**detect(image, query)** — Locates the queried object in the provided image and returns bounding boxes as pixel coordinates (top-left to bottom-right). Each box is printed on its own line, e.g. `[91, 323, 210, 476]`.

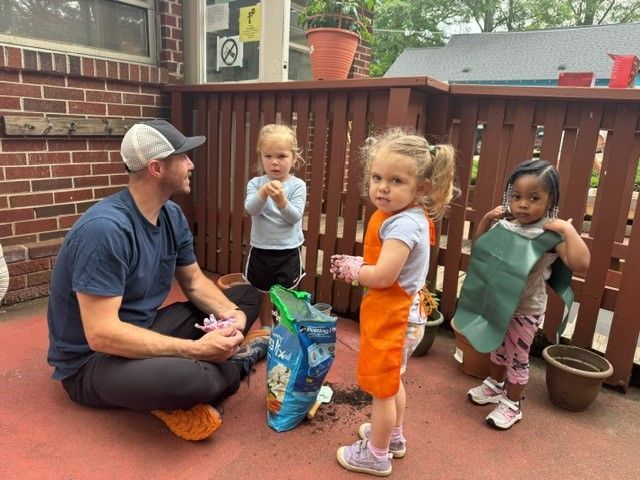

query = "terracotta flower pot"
[451, 318, 491, 379]
[217, 273, 249, 290]
[412, 310, 444, 357]
[542, 345, 613, 411]
[306, 27, 359, 80]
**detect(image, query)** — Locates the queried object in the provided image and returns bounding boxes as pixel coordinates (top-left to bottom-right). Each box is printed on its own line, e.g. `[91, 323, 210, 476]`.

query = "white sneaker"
[467, 377, 506, 405]
[486, 397, 523, 430]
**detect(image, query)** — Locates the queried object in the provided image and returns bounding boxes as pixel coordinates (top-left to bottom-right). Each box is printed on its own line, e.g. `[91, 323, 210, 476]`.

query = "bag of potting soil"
[266, 285, 337, 432]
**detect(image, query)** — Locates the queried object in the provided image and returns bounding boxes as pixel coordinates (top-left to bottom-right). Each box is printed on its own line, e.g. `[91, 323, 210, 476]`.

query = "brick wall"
[0, 0, 184, 306]
[351, 44, 372, 78]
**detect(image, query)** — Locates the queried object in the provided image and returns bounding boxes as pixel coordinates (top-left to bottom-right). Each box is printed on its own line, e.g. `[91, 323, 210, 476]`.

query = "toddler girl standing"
[244, 124, 306, 326]
[466, 159, 590, 429]
[331, 128, 457, 476]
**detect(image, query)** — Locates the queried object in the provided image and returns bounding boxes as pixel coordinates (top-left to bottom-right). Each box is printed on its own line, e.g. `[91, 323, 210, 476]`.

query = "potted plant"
[412, 286, 445, 357]
[298, 0, 375, 80]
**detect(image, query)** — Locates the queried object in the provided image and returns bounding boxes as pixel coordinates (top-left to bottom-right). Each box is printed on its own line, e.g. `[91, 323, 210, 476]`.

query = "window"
[0, 0, 155, 63]
[288, 1, 311, 81]
[205, 0, 260, 83]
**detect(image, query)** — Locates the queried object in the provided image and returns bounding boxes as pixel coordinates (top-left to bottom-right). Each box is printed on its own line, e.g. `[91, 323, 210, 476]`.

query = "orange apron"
[357, 209, 416, 398]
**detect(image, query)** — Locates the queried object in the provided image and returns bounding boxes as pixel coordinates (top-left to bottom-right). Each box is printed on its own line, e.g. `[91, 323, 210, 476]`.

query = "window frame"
[0, 0, 157, 65]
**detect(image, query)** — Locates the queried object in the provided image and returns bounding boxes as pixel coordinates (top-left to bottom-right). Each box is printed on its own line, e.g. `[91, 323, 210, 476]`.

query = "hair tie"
[428, 144, 437, 155]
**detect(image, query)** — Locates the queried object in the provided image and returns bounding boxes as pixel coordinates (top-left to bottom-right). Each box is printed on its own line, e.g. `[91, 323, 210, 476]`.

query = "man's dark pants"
[61, 285, 261, 410]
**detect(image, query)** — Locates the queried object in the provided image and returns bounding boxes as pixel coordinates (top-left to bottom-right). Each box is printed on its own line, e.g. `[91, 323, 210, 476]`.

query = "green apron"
[454, 223, 574, 353]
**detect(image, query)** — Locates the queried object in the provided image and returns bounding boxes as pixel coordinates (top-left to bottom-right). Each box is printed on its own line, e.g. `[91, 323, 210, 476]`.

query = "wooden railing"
[166, 77, 640, 391]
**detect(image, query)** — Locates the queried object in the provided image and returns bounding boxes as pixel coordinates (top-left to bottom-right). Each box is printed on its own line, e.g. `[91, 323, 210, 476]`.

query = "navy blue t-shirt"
[47, 189, 196, 380]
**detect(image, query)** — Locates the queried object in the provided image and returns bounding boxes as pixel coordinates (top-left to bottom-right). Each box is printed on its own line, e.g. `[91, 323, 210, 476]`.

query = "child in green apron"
[464, 159, 590, 429]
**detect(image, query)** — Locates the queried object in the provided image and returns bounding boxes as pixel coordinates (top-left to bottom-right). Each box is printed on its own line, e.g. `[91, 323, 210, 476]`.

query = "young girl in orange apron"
[331, 128, 458, 477]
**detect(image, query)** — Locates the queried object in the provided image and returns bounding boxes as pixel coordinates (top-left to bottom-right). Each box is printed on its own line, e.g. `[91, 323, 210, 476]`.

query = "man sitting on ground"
[47, 120, 268, 441]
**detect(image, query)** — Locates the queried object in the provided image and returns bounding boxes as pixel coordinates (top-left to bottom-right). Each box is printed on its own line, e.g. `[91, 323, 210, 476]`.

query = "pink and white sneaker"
[486, 397, 523, 430]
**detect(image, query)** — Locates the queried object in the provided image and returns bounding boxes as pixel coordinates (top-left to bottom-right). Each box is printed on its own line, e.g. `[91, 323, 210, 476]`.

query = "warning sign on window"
[216, 35, 243, 70]
[239, 5, 261, 42]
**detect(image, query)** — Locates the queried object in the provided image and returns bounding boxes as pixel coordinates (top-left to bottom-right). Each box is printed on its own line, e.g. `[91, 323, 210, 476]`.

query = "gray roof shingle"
[384, 22, 640, 83]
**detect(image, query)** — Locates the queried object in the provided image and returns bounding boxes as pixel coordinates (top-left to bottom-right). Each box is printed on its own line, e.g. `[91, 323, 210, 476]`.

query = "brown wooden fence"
[166, 77, 640, 391]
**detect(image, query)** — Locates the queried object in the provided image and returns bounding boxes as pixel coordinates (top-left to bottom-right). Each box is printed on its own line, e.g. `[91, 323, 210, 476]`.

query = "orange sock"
[151, 404, 222, 441]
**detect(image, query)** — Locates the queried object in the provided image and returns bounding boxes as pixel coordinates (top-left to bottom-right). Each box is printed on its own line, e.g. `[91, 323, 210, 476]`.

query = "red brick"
[54, 188, 93, 203]
[1, 235, 37, 247]
[107, 61, 119, 79]
[67, 77, 106, 90]
[39, 230, 67, 241]
[82, 58, 95, 76]
[108, 104, 141, 116]
[0, 153, 28, 165]
[0, 207, 34, 222]
[9, 192, 53, 208]
[95, 59, 107, 77]
[0, 96, 21, 110]
[35, 203, 76, 218]
[6, 47, 22, 69]
[129, 64, 140, 82]
[124, 93, 155, 105]
[0, 45, 4, 68]
[74, 175, 110, 188]
[31, 178, 73, 192]
[3, 245, 27, 263]
[28, 239, 62, 259]
[53, 54, 66, 74]
[155, 94, 170, 107]
[94, 186, 122, 198]
[51, 164, 91, 177]
[15, 218, 57, 235]
[43, 86, 84, 101]
[86, 90, 122, 103]
[8, 258, 50, 276]
[87, 139, 120, 150]
[28, 152, 71, 165]
[110, 173, 129, 185]
[171, 2, 183, 15]
[58, 214, 81, 229]
[47, 139, 88, 151]
[3, 284, 50, 305]
[72, 151, 108, 163]
[106, 80, 140, 93]
[2, 139, 47, 152]
[28, 270, 52, 286]
[68, 101, 106, 115]
[109, 151, 124, 163]
[22, 72, 65, 86]
[92, 163, 123, 175]
[0, 70, 20, 82]
[24, 98, 66, 113]
[5, 165, 51, 180]
[0, 81, 41, 97]
[140, 66, 150, 83]
[0, 223, 13, 238]
[8, 274, 26, 290]
[119, 63, 130, 81]
[0, 196, 7, 209]
[161, 14, 177, 27]
[0, 180, 30, 193]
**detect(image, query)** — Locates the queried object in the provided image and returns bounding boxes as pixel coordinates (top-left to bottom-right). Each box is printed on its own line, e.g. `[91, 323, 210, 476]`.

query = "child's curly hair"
[360, 127, 459, 221]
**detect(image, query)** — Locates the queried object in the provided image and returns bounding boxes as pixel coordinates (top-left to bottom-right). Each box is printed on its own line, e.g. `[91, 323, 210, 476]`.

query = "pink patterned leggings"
[490, 313, 544, 385]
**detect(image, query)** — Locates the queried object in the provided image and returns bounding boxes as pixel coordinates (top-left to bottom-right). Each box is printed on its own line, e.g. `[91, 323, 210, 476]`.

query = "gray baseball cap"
[120, 119, 206, 172]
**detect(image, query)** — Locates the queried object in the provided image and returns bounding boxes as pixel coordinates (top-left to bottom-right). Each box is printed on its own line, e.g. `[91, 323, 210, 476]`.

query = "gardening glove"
[330, 254, 363, 282]
[195, 313, 237, 333]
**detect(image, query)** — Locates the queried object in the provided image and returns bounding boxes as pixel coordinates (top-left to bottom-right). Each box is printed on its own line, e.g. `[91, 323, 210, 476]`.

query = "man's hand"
[193, 326, 243, 362]
[218, 307, 247, 332]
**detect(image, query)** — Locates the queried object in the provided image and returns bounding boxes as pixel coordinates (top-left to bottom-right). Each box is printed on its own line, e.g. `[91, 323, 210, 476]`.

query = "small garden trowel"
[307, 385, 334, 419]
